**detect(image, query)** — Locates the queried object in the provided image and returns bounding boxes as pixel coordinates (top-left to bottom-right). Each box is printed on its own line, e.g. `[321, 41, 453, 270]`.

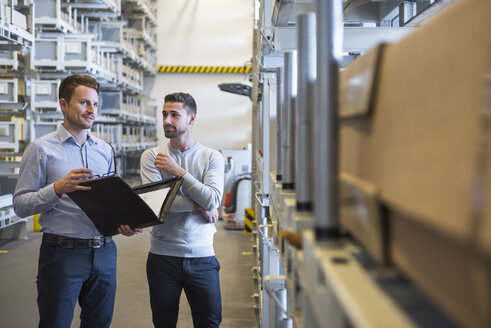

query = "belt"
[42, 233, 112, 249]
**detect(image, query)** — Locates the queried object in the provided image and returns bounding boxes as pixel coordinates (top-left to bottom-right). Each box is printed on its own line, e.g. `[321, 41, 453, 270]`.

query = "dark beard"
[164, 126, 183, 138]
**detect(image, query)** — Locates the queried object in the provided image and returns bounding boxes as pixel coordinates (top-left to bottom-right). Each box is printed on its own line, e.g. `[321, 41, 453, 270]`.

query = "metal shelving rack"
[0, 0, 158, 238]
[31, 0, 158, 176]
[0, 0, 34, 237]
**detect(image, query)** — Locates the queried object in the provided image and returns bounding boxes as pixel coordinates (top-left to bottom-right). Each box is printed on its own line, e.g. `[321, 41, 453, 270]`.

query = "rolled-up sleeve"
[13, 143, 60, 218]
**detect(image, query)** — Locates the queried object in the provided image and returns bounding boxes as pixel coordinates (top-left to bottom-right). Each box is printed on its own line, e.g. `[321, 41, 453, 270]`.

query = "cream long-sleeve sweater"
[140, 142, 224, 257]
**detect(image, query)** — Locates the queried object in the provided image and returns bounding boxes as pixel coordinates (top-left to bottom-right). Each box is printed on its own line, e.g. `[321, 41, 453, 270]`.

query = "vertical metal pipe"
[314, 0, 343, 240]
[281, 50, 297, 190]
[274, 288, 287, 328]
[279, 317, 293, 328]
[295, 12, 316, 212]
[276, 66, 283, 182]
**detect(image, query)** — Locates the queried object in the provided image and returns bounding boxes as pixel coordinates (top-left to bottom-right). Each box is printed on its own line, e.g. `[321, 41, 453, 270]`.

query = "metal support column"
[295, 12, 316, 212]
[281, 50, 297, 191]
[314, 0, 343, 241]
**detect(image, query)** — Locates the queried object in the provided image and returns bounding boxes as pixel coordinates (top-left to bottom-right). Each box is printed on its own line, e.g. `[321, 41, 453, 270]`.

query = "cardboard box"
[482, 152, 491, 255]
[340, 0, 491, 256]
[339, 0, 491, 326]
[390, 211, 491, 328]
[339, 172, 386, 263]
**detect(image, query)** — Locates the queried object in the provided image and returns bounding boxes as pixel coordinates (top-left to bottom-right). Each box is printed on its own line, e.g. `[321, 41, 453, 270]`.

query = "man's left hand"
[118, 225, 143, 236]
[196, 206, 219, 223]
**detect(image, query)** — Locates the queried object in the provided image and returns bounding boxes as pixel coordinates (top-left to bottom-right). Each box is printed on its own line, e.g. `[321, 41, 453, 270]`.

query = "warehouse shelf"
[138, 95, 157, 118]
[29, 121, 61, 140]
[0, 1, 34, 50]
[0, 78, 25, 103]
[91, 122, 156, 152]
[0, 194, 27, 239]
[251, 1, 484, 328]
[0, 120, 19, 152]
[0, 0, 158, 190]
[0, 50, 23, 70]
[90, 22, 156, 74]
[126, 15, 157, 50]
[116, 58, 142, 92]
[61, 0, 121, 18]
[30, 79, 60, 112]
[90, 21, 136, 56]
[35, 0, 83, 33]
[122, 0, 156, 25]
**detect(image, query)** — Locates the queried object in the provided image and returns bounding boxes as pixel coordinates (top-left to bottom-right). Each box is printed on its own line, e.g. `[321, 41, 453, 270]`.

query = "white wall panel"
[153, 0, 253, 150]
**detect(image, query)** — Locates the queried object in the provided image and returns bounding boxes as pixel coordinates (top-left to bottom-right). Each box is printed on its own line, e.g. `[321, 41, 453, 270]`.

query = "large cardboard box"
[483, 152, 491, 254]
[390, 211, 491, 328]
[374, 0, 490, 254]
[340, 0, 491, 255]
[339, 0, 491, 326]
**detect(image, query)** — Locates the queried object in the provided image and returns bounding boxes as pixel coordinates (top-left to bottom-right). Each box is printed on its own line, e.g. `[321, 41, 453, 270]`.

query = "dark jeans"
[37, 240, 117, 328]
[147, 253, 222, 328]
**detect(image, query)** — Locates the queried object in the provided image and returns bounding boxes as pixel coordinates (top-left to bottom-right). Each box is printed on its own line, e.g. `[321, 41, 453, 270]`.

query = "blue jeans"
[146, 253, 222, 328]
[37, 241, 117, 328]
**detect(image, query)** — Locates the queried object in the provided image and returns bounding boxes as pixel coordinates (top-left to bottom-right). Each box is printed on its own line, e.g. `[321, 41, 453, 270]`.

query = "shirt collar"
[56, 124, 97, 146]
[168, 141, 199, 154]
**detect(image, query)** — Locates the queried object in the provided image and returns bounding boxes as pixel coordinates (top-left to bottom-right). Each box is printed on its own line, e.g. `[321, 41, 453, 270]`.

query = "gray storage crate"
[139, 97, 157, 119]
[32, 36, 117, 82]
[91, 123, 122, 149]
[116, 58, 142, 92]
[123, 93, 138, 115]
[0, 51, 22, 70]
[0, 78, 23, 103]
[31, 79, 60, 111]
[100, 91, 123, 115]
[30, 121, 61, 139]
[0, 121, 20, 152]
[35, 0, 82, 33]
[127, 15, 156, 49]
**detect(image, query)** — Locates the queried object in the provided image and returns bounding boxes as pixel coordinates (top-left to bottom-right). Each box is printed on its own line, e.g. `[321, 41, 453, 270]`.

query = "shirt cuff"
[45, 182, 61, 200]
[182, 172, 199, 189]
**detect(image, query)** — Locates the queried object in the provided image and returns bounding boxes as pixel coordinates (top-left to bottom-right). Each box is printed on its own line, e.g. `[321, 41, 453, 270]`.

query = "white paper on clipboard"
[138, 187, 171, 216]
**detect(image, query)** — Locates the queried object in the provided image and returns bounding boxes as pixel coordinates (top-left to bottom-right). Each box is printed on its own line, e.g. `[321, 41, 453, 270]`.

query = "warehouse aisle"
[0, 219, 255, 328]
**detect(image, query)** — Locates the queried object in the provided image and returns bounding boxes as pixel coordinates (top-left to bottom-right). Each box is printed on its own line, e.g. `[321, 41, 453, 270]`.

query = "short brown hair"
[164, 92, 197, 114]
[59, 75, 99, 103]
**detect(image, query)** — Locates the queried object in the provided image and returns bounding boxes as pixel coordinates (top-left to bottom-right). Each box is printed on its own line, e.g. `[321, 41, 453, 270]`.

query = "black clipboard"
[68, 176, 183, 236]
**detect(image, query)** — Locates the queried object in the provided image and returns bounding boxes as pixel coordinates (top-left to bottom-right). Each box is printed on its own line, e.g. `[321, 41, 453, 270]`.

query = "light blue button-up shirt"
[13, 125, 114, 238]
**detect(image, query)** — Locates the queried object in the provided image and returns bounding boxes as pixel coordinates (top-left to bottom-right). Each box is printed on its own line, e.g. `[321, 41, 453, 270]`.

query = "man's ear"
[188, 113, 196, 125]
[59, 98, 67, 114]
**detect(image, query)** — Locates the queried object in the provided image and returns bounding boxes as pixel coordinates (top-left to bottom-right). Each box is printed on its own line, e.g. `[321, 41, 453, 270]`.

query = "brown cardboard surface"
[339, 44, 384, 118]
[340, 0, 491, 254]
[374, 0, 490, 243]
[480, 133, 491, 255]
[339, 1, 491, 324]
[390, 211, 491, 328]
[339, 172, 386, 263]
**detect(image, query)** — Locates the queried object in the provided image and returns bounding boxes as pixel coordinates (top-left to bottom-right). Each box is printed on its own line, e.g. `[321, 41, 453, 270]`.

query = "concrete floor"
[0, 220, 256, 328]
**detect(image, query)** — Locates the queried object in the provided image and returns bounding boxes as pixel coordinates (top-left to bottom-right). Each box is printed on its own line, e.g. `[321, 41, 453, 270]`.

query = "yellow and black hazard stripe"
[157, 65, 252, 74]
[244, 208, 254, 235]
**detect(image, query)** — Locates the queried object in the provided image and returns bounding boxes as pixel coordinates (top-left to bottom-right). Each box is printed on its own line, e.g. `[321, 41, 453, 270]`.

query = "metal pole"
[314, 0, 343, 240]
[281, 50, 297, 190]
[274, 288, 287, 328]
[276, 66, 283, 182]
[279, 317, 293, 328]
[295, 12, 316, 212]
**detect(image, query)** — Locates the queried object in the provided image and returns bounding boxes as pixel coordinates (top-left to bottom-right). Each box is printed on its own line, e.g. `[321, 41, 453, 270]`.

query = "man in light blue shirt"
[13, 75, 122, 328]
